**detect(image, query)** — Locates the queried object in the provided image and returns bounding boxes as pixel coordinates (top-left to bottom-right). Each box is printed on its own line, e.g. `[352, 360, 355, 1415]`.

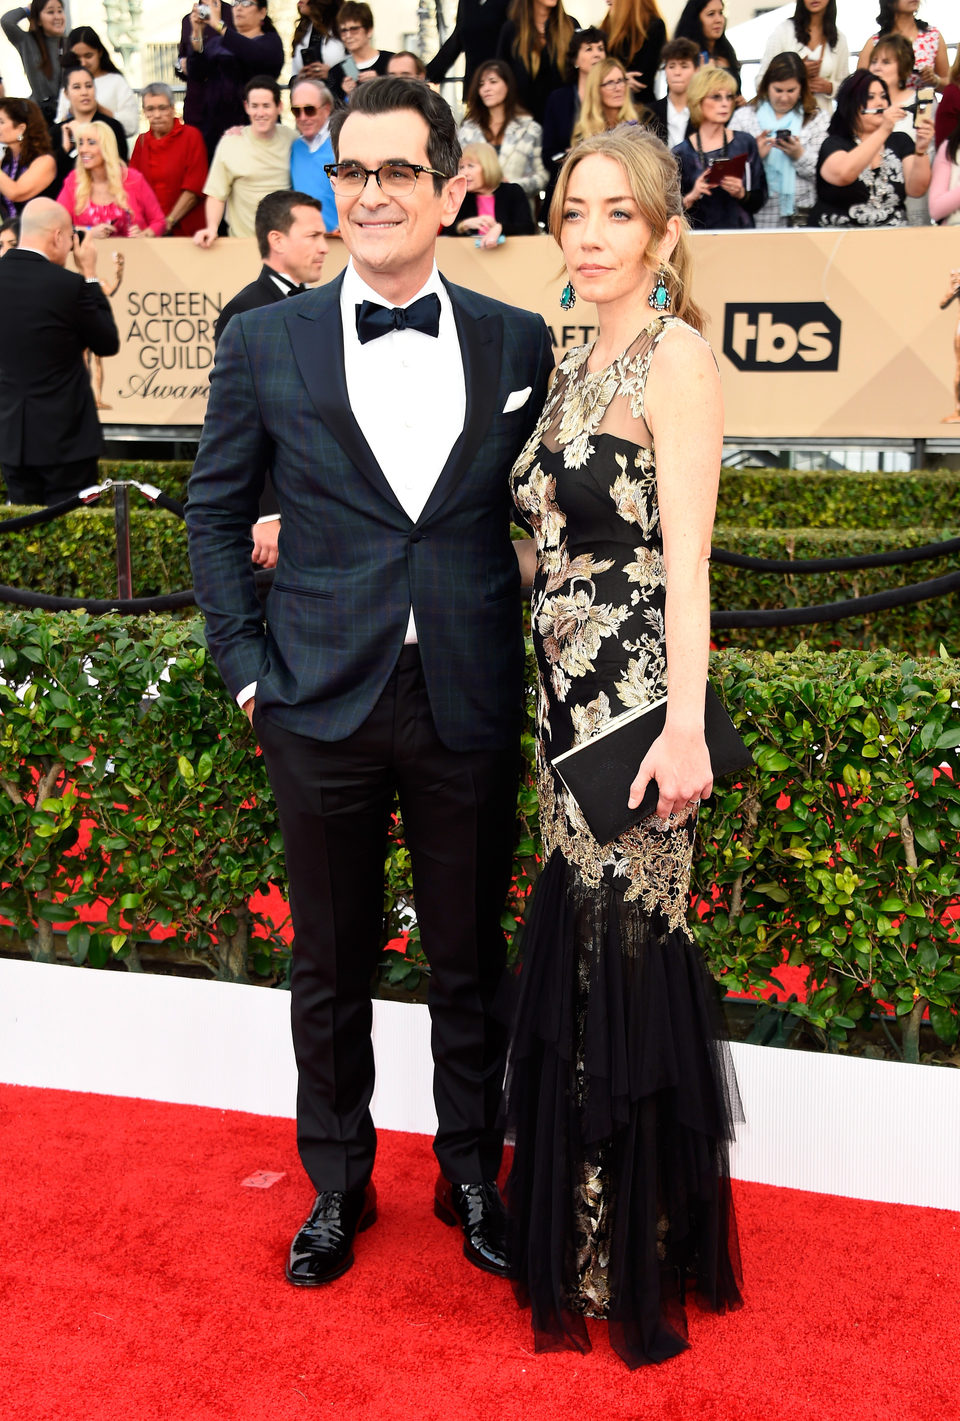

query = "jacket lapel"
[418, 278, 501, 524]
[284, 274, 408, 517]
[256, 266, 287, 303]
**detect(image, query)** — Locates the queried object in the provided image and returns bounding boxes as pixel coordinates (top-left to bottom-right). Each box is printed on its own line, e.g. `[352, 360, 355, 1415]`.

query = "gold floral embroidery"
[536, 585, 631, 703]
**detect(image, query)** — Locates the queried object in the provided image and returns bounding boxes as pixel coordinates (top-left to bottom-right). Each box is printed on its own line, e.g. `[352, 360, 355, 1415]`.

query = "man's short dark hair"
[660, 37, 701, 68]
[329, 77, 460, 193]
[254, 190, 324, 258]
[244, 74, 282, 105]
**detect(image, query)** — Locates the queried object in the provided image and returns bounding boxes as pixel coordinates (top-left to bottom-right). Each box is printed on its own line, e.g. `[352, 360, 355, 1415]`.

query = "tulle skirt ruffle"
[503, 851, 744, 1369]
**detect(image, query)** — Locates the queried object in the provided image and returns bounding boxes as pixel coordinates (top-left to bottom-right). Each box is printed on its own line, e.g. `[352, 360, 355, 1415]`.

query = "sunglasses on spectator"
[600, 77, 627, 88]
[340, 24, 366, 34]
[235, 1, 260, 8]
[291, 104, 323, 116]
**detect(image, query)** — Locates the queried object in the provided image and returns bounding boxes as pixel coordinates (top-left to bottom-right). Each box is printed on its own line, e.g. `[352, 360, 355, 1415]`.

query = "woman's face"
[38, 0, 65, 35]
[869, 49, 901, 91]
[0, 109, 24, 146]
[458, 156, 486, 192]
[857, 78, 889, 135]
[559, 153, 657, 308]
[66, 70, 98, 117]
[699, 84, 734, 125]
[767, 77, 802, 114]
[77, 131, 103, 167]
[803, 0, 828, 13]
[478, 69, 508, 109]
[700, 0, 726, 41]
[896, 0, 920, 15]
[574, 39, 606, 77]
[598, 66, 628, 113]
[234, 0, 265, 35]
[71, 41, 102, 76]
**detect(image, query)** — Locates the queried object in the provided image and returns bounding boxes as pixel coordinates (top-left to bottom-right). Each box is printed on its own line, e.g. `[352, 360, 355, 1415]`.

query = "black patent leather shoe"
[434, 1176, 509, 1277]
[285, 1183, 377, 1287]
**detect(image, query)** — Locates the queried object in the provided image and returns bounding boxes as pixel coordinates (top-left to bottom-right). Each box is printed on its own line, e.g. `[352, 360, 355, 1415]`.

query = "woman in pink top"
[57, 119, 165, 237]
[857, 1, 948, 90]
[446, 141, 536, 248]
[929, 116, 960, 226]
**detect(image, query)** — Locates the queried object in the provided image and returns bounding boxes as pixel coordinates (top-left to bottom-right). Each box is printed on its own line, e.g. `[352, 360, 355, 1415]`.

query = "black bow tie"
[355, 292, 441, 345]
[271, 271, 307, 296]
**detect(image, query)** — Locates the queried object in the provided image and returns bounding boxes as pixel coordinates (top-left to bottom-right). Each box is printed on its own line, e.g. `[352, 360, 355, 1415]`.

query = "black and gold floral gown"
[505, 317, 743, 1369]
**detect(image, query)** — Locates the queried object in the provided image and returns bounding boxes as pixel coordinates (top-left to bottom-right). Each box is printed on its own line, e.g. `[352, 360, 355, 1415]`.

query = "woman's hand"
[478, 220, 503, 249]
[85, 222, 114, 241]
[719, 174, 746, 199]
[357, 68, 377, 83]
[809, 75, 832, 94]
[626, 70, 646, 93]
[457, 215, 481, 233]
[882, 105, 905, 135]
[914, 115, 935, 157]
[61, 121, 74, 152]
[628, 725, 713, 822]
[755, 128, 774, 159]
[301, 60, 328, 79]
[776, 133, 803, 160]
[803, 55, 821, 81]
[918, 65, 937, 88]
[341, 74, 357, 96]
[684, 170, 713, 206]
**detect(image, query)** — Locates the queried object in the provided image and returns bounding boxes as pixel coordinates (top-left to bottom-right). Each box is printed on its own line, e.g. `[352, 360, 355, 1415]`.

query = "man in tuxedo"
[214, 189, 328, 569]
[187, 76, 553, 1287]
[0, 198, 119, 506]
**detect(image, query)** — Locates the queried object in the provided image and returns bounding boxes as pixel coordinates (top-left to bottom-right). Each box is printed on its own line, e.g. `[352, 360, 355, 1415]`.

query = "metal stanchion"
[114, 484, 133, 599]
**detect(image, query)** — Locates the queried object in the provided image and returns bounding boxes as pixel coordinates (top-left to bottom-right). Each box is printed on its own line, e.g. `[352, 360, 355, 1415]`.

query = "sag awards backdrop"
[91, 227, 960, 439]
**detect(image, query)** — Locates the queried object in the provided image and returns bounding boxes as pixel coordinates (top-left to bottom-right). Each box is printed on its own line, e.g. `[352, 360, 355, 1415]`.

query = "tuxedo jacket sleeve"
[186, 277, 554, 749]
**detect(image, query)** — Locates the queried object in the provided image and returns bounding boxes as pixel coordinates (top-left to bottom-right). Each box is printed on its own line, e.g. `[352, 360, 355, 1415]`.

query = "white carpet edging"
[1, 957, 957, 1211]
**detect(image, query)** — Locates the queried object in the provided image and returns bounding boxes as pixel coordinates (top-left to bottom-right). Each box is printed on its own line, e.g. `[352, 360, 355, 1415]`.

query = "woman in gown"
[505, 125, 743, 1369]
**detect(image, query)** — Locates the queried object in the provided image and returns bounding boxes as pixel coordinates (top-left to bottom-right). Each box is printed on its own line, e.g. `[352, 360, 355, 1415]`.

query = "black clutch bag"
[551, 683, 753, 845]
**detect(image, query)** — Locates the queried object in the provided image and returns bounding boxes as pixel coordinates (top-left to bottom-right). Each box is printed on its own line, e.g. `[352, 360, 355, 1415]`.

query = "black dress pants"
[255, 646, 520, 1194]
[2, 456, 99, 506]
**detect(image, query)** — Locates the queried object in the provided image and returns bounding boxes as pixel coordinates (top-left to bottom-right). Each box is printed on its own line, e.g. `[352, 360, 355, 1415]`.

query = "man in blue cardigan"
[288, 76, 338, 233]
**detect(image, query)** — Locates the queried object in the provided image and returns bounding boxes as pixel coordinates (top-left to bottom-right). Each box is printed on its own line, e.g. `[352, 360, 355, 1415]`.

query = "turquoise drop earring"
[648, 267, 671, 314]
[560, 281, 576, 311]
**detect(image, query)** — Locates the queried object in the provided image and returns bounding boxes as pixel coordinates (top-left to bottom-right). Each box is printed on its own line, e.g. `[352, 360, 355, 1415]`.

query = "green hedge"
[2, 510, 956, 656]
[83, 462, 960, 530]
[710, 526, 960, 656]
[1, 612, 957, 1061]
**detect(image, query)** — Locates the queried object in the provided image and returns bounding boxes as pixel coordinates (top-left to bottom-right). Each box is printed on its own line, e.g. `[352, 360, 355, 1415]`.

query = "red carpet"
[2, 1085, 956, 1421]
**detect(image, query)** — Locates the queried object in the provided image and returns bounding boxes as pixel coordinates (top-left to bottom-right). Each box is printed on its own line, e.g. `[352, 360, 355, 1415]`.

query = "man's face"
[244, 89, 281, 137]
[291, 85, 330, 142]
[143, 93, 176, 137]
[273, 205, 328, 285]
[333, 109, 464, 294]
[386, 54, 421, 78]
[665, 59, 696, 96]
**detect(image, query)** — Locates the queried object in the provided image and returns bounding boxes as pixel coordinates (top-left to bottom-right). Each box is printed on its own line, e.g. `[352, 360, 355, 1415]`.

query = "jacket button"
[409, 531, 423, 543]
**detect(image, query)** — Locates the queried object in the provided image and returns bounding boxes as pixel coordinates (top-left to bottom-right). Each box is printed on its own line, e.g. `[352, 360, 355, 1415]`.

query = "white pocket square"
[502, 387, 532, 414]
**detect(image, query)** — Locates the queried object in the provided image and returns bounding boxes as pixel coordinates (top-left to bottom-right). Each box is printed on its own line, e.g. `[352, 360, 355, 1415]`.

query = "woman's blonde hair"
[549, 127, 705, 334]
[571, 58, 638, 144]
[687, 65, 738, 129]
[460, 141, 503, 189]
[72, 120, 129, 212]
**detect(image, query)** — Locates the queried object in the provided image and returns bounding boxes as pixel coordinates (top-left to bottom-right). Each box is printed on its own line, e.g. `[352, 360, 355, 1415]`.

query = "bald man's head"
[20, 198, 73, 265]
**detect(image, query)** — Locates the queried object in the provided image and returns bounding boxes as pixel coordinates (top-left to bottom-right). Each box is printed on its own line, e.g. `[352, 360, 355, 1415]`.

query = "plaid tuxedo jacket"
[186, 272, 554, 752]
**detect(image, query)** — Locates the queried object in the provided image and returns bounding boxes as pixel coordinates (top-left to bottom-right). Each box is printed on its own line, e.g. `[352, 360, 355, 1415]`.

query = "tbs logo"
[723, 302, 841, 372]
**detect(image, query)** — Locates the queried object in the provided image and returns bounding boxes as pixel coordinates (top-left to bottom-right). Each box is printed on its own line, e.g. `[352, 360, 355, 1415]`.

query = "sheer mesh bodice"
[504, 318, 743, 1369]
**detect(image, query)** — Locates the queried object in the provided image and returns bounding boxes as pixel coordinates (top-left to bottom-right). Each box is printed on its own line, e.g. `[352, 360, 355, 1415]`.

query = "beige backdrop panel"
[94, 230, 960, 438]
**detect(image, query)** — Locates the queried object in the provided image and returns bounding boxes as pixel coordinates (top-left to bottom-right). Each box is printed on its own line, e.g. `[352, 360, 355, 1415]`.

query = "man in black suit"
[187, 78, 553, 1288]
[214, 189, 328, 569]
[0, 198, 119, 506]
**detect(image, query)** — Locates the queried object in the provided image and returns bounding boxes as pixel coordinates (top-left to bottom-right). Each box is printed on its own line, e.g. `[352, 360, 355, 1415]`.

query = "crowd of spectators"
[0, 0, 958, 253]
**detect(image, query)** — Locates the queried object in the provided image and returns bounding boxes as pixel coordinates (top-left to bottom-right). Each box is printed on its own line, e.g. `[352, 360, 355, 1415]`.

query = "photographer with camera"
[180, 0, 283, 159]
[729, 51, 828, 227]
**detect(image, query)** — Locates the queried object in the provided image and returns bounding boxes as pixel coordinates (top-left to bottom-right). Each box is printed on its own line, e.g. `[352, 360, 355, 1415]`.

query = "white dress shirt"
[236, 259, 466, 707]
[666, 100, 690, 151]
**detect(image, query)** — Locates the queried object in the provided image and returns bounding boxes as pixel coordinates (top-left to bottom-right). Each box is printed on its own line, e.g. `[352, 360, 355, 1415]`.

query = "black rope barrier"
[711, 535, 960, 574]
[0, 567, 274, 615]
[711, 567, 960, 629]
[0, 493, 84, 532]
